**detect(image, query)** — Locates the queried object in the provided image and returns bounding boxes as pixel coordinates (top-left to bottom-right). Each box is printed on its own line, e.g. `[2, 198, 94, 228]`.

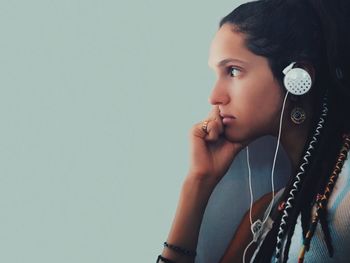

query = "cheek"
[223, 72, 284, 141]
[231, 79, 283, 127]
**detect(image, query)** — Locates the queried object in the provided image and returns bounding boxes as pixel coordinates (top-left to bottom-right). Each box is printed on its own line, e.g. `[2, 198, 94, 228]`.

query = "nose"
[208, 80, 230, 105]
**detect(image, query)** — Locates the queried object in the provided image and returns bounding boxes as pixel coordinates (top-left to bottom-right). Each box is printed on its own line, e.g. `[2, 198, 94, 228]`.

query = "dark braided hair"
[217, 0, 350, 261]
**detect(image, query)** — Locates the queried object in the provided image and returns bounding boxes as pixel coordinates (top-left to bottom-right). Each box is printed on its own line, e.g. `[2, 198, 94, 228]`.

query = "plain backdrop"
[0, 0, 290, 262]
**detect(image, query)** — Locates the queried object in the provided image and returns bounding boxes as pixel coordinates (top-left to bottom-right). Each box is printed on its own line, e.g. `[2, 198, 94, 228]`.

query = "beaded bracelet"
[163, 242, 197, 257]
[156, 255, 176, 263]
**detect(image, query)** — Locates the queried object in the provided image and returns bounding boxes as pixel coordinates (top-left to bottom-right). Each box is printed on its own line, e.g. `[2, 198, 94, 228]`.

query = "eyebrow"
[208, 58, 247, 68]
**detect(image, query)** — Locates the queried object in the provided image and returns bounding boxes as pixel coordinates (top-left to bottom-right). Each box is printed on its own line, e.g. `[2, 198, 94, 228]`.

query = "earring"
[291, 107, 306, 124]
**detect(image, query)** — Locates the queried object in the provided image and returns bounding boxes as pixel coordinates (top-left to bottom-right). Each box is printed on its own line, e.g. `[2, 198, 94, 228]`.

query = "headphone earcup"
[283, 67, 312, 96]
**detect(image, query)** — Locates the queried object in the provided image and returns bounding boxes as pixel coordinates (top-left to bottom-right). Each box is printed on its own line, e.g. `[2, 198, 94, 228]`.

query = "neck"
[278, 100, 315, 176]
[280, 122, 311, 175]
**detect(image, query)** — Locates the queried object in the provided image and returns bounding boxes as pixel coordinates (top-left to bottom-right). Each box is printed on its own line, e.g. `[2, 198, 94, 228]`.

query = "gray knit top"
[250, 156, 350, 262]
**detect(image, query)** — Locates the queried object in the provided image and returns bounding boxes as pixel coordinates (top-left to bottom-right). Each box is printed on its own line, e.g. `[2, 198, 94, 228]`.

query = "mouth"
[220, 114, 236, 125]
[220, 113, 236, 119]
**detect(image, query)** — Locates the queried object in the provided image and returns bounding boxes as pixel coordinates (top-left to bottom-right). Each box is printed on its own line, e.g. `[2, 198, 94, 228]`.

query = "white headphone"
[282, 61, 312, 95]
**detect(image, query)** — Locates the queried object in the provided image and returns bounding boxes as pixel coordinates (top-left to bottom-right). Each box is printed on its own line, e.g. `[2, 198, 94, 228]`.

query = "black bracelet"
[156, 255, 176, 263]
[163, 242, 197, 257]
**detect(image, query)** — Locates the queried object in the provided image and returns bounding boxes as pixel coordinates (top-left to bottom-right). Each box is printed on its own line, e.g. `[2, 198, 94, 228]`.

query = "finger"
[190, 118, 220, 140]
[208, 105, 221, 120]
[205, 119, 223, 142]
[190, 121, 209, 139]
[190, 106, 223, 140]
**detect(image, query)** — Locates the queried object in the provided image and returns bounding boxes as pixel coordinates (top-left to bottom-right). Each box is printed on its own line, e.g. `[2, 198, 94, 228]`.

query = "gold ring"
[201, 120, 209, 134]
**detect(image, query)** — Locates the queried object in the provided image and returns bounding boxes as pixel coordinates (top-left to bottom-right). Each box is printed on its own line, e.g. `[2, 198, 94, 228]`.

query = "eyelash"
[227, 66, 241, 77]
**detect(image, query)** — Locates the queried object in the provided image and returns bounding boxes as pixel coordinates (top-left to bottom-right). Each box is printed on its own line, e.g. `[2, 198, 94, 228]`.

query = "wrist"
[185, 172, 220, 190]
[182, 174, 218, 198]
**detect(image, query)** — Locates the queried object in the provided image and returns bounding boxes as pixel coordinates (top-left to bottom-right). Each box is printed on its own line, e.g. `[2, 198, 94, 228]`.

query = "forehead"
[208, 24, 256, 67]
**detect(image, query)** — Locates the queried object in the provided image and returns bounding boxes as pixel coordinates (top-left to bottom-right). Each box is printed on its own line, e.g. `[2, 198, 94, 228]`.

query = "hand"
[187, 106, 248, 184]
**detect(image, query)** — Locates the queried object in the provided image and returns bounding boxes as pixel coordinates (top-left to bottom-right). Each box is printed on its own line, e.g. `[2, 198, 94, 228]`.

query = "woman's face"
[208, 23, 285, 143]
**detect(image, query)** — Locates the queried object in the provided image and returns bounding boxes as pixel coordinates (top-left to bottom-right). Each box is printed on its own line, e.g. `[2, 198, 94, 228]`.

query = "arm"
[159, 106, 248, 262]
[160, 175, 218, 263]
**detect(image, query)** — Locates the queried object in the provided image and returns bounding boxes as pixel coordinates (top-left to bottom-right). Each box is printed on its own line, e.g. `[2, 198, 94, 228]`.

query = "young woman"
[157, 0, 350, 262]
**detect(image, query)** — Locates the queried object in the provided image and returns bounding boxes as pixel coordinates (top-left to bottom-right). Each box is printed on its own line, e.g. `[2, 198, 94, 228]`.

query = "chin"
[223, 129, 246, 143]
[223, 127, 259, 144]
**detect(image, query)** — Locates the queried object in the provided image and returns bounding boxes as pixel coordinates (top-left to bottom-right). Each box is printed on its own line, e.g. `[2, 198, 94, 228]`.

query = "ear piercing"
[291, 107, 306, 124]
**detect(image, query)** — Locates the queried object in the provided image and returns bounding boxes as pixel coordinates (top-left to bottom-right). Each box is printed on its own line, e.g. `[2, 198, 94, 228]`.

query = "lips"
[219, 113, 235, 125]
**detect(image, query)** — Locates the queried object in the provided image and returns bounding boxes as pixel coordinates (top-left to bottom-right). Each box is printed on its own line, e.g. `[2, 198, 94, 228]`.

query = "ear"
[295, 61, 316, 85]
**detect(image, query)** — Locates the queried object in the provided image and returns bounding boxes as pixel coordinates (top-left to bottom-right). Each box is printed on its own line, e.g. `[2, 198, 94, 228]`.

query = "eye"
[227, 66, 241, 77]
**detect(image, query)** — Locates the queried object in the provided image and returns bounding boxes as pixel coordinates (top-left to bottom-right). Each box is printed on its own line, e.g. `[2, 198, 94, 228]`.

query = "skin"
[161, 23, 318, 263]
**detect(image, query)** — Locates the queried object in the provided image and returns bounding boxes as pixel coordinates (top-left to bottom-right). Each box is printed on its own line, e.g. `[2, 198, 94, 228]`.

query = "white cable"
[247, 146, 254, 225]
[242, 239, 255, 263]
[242, 91, 289, 263]
[263, 91, 289, 225]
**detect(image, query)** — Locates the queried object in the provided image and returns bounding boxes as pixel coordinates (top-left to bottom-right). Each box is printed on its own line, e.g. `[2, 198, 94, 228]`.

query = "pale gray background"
[0, 0, 290, 262]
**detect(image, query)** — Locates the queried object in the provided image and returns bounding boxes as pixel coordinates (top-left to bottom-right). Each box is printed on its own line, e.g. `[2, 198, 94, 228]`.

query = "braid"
[275, 92, 346, 262]
[318, 207, 333, 256]
[298, 134, 350, 262]
[252, 94, 330, 263]
[252, 211, 283, 262]
[274, 96, 329, 261]
[282, 222, 296, 263]
[282, 104, 344, 262]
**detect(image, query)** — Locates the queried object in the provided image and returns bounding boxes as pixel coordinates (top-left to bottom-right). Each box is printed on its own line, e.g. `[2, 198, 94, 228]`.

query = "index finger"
[209, 105, 221, 120]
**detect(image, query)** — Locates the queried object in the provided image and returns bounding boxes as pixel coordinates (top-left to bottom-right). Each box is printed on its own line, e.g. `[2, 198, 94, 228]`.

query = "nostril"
[209, 88, 230, 105]
[208, 96, 217, 105]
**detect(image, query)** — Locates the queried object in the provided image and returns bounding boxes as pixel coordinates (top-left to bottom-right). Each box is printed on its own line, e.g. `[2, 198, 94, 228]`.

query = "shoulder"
[219, 191, 279, 263]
